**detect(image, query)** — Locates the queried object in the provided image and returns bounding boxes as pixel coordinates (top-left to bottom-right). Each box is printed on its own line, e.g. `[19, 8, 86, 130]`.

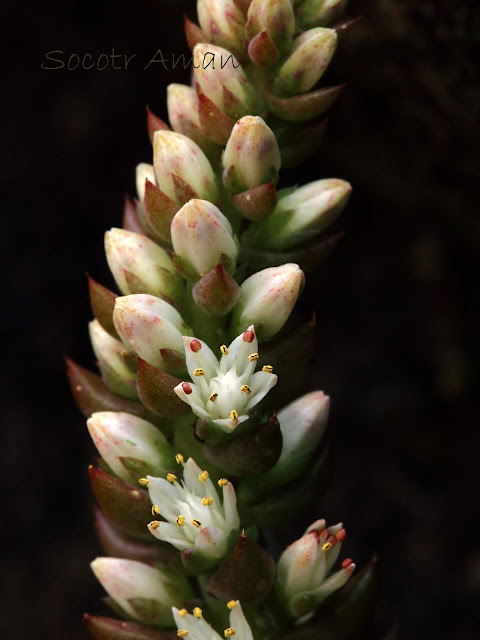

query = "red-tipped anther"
[190, 339, 202, 352]
[336, 528, 347, 542]
[182, 382, 193, 395]
[342, 558, 354, 569]
[243, 330, 255, 343]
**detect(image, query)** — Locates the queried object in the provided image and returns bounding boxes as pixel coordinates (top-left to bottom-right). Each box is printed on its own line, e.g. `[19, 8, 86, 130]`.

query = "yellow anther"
[322, 542, 333, 552]
[167, 473, 178, 483]
[220, 345, 229, 355]
[176, 515, 186, 527]
[175, 453, 184, 464]
[225, 628, 236, 638]
[218, 478, 229, 487]
[193, 607, 203, 619]
[230, 410, 239, 421]
[178, 609, 188, 617]
[227, 600, 237, 610]
[149, 520, 160, 530]
[194, 368, 205, 377]
[202, 497, 214, 506]
[151, 505, 160, 516]
[209, 392, 218, 403]
[240, 385, 251, 395]
[192, 518, 202, 528]
[177, 630, 189, 638]
[199, 470, 209, 483]
[139, 477, 149, 486]
[262, 365, 274, 373]
[248, 353, 259, 362]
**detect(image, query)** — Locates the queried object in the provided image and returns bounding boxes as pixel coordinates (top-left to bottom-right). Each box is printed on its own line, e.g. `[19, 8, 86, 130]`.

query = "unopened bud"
[105, 228, 183, 302]
[171, 200, 238, 278]
[153, 131, 218, 205]
[87, 411, 176, 484]
[113, 294, 190, 370]
[89, 320, 136, 399]
[298, 0, 348, 29]
[246, 0, 295, 55]
[90, 558, 193, 626]
[253, 179, 352, 250]
[231, 264, 304, 339]
[193, 44, 257, 119]
[273, 28, 338, 97]
[222, 116, 281, 194]
[197, 0, 246, 58]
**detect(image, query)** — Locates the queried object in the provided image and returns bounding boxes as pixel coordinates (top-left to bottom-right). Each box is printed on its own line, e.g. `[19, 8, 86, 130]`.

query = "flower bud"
[113, 294, 191, 370]
[231, 264, 304, 340]
[136, 163, 156, 204]
[105, 228, 183, 302]
[298, 0, 348, 29]
[89, 320, 136, 399]
[246, 0, 295, 55]
[87, 411, 177, 484]
[197, 0, 246, 58]
[171, 199, 238, 278]
[193, 44, 257, 119]
[252, 179, 352, 250]
[273, 28, 338, 97]
[91, 558, 193, 627]
[222, 116, 281, 194]
[153, 131, 218, 205]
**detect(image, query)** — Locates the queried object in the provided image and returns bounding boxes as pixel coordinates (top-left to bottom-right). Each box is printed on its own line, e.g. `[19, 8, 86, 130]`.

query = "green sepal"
[181, 546, 221, 576]
[248, 30, 280, 68]
[158, 348, 187, 377]
[88, 275, 118, 338]
[136, 359, 191, 417]
[172, 173, 198, 206]
[172, 253, 201, 283]
[143, 179, 178, 245]
[126, 598, 173, 628]
[118, 457, 160, 479]
[146, 106, 170, 144]
[232, 182, 278, 221]
[198, 91, 235, 145]
[265, 85, 345, 122]
[84, 614, 176, 640]
[192, 264, 240, 318]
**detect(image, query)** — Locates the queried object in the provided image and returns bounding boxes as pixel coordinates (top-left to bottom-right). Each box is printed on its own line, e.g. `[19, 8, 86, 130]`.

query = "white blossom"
[173, 600, 253, 640]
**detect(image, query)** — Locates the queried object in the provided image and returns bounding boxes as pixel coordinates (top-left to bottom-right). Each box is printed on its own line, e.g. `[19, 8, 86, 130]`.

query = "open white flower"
[174, 326, 278, 433]
[173, 600, 253, 640]
[147, 457, 240, 561]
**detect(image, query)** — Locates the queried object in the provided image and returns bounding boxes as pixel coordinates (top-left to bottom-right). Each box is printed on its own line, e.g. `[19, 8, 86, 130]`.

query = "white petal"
[195, 526, 227, 559]
[230, 602, 254, 640]
[304, 519, 326, 536]
[182, 457, 211, 496]
[279, 535, 318, 597]
[148, 522, 191, 551]
[212, 414, 249, 433]
[183, 336, 219, 382]
[223, 482, 240, 532]
[147, 476, 181, 520]
[223, 325, 258, 375]
[312, 565, 355, 603]
[245, 371, 278, 409]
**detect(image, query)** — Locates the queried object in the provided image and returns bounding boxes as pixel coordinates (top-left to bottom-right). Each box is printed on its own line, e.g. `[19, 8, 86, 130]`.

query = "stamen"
[192, 519, 202, 528]
[262, 365, 274, 373]
[167, 473, 178, 483]
[199, 470, 209, 483]
[322, 542, 333, 552]
[248, 353, 259, 362]
[202, 497, 214, 506]
[243, 330, 255, 343]
[218, 478, 229, 487]
[220, 345, 229, 355]
[209, 392, 218, 403]
[176, 515, 186, 526]
[227, 601, 237, 610]
[194, 368, 205, 377]
[190, 339, 202, 352]
[177, 631, 188, 638]
[230, 410, 239, 421]
[151, 505, 160, 515]
[149, 520, 160, 530]
[342, 558, 354, 569]
[175, 453, 184, 464]
[193, 607, 203, 618]
[178, 609, 188, 617]
[138, 478, 149, 486]
[182, 382, 193, 395]
[240, 385, 251, 395]
[225, 628, 236, 638]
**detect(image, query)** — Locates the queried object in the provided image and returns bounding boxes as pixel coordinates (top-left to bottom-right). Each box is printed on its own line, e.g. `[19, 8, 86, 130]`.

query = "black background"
[2, 0, 479, 638]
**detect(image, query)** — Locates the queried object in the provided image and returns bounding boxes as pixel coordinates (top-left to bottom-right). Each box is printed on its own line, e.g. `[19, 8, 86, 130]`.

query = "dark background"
[2, 0, 479, 638]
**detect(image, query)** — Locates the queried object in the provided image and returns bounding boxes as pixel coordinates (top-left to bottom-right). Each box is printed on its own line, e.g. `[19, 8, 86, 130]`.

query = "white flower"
[146, 457, 240, 561]
[174, 326, 278, 433]
[276, 520, 355, 617]
[173, 600, 253, 640]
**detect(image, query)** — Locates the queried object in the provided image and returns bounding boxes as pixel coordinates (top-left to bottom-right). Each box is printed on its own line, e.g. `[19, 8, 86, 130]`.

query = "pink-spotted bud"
[276, 520, 355, 617]
[197, 0, 246, 58]
[113, 294, 191, 370]
[273, 28, 338, 97]
[297, 0, 348, 29]
[89, 320, 136, 399]
[231, 264, 304, 340]
[222, 116, 281, 194]
[167, 83, 201, 136]
[171, 199, 238, 279]
[105, 228, 183, 302]
[193, 44, 257, 119]
[246, 0, 295, 55]
[90, 558, 193, 627]
[87, 411, 176, 484]
[153, 130, 218, 205]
